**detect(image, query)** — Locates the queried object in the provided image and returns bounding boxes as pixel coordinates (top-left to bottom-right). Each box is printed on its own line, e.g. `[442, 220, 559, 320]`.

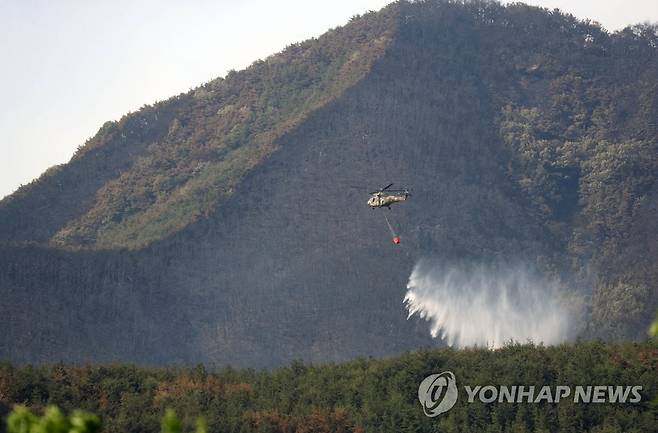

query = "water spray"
[404, 260, 572, 348]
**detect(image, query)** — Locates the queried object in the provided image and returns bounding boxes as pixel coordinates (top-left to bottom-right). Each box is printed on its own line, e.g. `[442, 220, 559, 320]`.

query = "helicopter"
[367, 183, 411, 209]
[365, 183, 410, 244]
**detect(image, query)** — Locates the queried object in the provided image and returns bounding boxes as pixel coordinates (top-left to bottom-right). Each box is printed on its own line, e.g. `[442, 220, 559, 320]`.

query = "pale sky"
[1, 1, 657, 199]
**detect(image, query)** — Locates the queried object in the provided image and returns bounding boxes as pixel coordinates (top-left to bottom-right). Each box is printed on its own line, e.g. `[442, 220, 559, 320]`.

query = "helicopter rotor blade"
[381, 183, 394, 191]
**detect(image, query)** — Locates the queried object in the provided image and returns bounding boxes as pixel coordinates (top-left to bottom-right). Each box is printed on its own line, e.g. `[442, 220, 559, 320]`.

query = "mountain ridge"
[1, 0, 657, 366]
[0, 5, 399, 250]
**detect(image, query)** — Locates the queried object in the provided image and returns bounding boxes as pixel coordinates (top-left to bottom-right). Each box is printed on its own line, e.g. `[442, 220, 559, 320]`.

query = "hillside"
[0, 7, 398, 249]
[0, 1, 657, 366]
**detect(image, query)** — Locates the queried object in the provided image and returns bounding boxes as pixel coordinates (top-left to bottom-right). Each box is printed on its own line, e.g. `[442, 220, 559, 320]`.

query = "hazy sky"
[1, 1, 657, 199]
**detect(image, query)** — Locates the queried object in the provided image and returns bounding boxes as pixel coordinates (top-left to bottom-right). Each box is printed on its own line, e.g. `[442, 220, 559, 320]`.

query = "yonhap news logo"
[418, 371, 458, 417]
[418, 371, 643, 417]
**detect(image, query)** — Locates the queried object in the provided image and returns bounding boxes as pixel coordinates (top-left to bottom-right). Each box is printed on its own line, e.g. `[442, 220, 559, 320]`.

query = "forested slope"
[0, 7, 398, 249]
[0, 1, 656, 366]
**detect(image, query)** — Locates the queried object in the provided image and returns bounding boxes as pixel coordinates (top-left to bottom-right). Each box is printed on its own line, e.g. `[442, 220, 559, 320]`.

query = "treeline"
[1, 342, 657, 433]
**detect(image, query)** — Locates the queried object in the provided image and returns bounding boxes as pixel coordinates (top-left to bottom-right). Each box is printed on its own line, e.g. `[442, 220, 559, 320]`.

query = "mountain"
[1, 1, 657, 367]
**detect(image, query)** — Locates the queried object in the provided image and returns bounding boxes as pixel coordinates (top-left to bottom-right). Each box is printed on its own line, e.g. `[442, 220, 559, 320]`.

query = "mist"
[404, 260, 573, 348]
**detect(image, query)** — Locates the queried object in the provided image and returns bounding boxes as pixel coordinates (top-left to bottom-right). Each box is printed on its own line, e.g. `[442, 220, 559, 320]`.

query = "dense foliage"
[1, 342, 657, 433]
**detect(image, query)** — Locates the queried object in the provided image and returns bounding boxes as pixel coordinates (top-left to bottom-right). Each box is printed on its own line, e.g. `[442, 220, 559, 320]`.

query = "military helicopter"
[365, 183, 410, 244]
[367, 183, 411, 209]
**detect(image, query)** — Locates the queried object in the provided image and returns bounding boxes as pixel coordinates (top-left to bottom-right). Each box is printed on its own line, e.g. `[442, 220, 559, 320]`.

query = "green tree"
[7, 406, 100, 433]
